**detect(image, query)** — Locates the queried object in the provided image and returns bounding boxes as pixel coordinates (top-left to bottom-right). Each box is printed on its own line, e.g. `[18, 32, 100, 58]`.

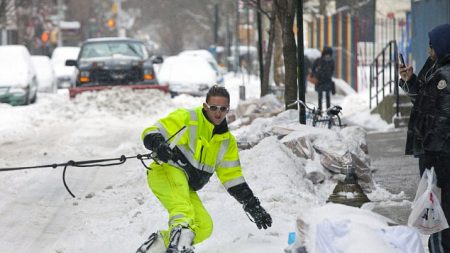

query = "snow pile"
[223, 72, 261, 109]
[232, 110, 370, 167]
[334, 78, 357, 96]
[291, 204, 424, 253]
[339, 92, 393, 132]
[231, 109, 300, 147]
[71, 88, 173, 117]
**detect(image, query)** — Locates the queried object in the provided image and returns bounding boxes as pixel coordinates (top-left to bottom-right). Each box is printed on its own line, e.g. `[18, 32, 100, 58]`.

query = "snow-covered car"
[179, 49, 225, 77]
[51, 46, 80, 88]
[157, 55, 222, 96]
[31, 55, 56, 93]
[65, 37, 167, 98]
[0, 45, 38, 106]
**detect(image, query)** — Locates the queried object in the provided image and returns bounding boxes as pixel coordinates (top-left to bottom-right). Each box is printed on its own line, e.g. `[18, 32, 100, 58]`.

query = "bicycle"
[288, 100, 343, 129]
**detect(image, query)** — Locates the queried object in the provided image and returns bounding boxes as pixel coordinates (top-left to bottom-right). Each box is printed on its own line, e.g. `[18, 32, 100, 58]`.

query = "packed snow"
[0, 74, 425, 253]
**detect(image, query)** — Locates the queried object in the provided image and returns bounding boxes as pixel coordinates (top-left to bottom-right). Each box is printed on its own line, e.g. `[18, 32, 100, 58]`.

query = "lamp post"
[234, 0, 241, 74]
[297, 0, 306, 124]
[214, 4, 219, 45]
[257, 0, 264, 93]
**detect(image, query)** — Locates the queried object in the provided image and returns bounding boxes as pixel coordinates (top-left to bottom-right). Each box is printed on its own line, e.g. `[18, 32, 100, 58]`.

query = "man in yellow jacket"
[136, 85, 272, 253]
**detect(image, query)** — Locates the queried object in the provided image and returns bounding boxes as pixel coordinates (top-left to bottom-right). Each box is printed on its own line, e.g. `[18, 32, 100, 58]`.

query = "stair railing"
[369, 40, 400, 117]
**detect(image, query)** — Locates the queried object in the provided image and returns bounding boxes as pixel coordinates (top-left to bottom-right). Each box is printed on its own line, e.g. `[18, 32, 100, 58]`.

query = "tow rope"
[0, 126, 187, 198]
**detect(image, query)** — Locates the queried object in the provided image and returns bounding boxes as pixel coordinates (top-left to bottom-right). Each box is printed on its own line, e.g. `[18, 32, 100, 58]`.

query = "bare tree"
[124, 0, 233, 55]
[243, 0, 320, 105]
[241, 0, 276, 97]
[0, 0, 41, 45]
[0, 0, 14, 29]
[273, 14, 283, 87]
[65, 0, 95, 41]
[274, 0, 296, 109]
[0, 0, 27, 29]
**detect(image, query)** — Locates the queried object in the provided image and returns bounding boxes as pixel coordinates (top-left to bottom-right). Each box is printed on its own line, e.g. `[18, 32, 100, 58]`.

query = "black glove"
[155, 142, 173, 163]
[143, 133, 173, 163]
[243, 197, 272, 229]
[143, 133, 165, 151]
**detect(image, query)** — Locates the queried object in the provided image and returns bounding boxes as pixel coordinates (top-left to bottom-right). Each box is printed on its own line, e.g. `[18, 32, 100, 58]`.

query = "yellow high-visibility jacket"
[142, 106, 246, 191]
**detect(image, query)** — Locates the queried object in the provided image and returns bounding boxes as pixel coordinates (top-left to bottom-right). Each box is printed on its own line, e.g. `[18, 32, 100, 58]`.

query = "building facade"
[411, 0, 450, 68]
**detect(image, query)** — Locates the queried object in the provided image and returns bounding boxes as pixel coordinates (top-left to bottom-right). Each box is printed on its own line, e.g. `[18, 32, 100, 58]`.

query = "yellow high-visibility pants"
[147, 163, 213, 246]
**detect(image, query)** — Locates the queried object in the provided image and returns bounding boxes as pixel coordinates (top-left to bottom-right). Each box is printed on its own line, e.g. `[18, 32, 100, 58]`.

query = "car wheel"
[24, 88, 30, 105]
[30, 80, 38, 103]
[30, 92, 37, 103]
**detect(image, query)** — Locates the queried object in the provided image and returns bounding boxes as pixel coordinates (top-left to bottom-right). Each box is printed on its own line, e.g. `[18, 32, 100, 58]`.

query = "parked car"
[51, 46, 80, 88]
[65, 37, 167, 98]
[157, 55, 222, 97]
[31, 55, 56, 93]
[178, 49, 225, 77]
[0, 45, 38, 106]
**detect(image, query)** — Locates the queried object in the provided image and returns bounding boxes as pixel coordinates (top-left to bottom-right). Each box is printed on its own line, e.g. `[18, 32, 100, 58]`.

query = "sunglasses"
[205, 103, 229, 112]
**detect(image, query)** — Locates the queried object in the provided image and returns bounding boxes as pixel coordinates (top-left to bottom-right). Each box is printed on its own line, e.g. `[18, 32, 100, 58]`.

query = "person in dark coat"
[402, 23, 450, 253]
[399, 56, 435, 176]
[312, 47, 335, 111]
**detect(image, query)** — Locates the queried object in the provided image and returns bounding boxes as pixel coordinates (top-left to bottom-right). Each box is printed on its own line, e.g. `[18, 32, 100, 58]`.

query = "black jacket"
[417, 55, 450, 155]
[399, 57, 435, 155]
[312, 57, 335, 92]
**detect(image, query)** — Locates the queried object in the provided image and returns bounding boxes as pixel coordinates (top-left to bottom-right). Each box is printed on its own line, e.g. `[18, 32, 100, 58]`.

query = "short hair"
[322, 46, 333, 56]
[206, 85, 230, 103]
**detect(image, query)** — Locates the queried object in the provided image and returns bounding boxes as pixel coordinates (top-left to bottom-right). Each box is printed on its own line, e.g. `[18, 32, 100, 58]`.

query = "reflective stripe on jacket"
[142, 106, 245, 191]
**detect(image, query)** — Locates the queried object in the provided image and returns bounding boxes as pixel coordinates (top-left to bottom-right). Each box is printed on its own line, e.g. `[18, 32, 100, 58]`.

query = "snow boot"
[136, 231, 166, 253]
[166, 225, 195, 253]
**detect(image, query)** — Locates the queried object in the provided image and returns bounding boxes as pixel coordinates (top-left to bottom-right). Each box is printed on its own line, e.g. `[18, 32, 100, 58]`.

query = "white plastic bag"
[412, 167, 441, 204]
[408, 168, 449, 234]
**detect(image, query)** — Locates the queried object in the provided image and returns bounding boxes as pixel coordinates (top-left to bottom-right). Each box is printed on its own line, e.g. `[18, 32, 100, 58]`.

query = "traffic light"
[107, 18, 116, 29]
[107, 2, 118, 30]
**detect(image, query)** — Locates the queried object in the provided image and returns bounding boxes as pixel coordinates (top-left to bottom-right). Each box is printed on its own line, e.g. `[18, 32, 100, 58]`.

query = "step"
[393, 115, 410, 128]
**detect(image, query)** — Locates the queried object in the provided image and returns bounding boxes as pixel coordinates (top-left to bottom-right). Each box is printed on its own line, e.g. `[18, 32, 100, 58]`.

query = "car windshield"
[80, 41, 146, 60]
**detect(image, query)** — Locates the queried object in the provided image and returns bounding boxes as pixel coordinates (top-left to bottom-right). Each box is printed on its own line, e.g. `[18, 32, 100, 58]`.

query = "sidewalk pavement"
[368, 129, 430, 251]
[368, 129, 420, 224]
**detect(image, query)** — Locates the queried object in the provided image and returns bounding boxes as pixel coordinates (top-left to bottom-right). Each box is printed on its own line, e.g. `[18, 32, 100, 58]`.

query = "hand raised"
[399, 65, 413, 81]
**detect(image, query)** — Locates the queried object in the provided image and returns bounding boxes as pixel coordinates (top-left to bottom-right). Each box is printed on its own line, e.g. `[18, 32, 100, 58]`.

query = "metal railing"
[369, 40, 400, 116]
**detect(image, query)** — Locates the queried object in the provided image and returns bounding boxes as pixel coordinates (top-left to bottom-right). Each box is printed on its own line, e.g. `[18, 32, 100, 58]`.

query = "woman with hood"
[312, 46, 335, 111]
[399, 41, 437, 176]
[402, 23, 450, 253]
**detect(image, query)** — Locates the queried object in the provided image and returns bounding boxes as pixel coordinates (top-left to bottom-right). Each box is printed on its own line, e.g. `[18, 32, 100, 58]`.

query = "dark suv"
[66, 37, 166, 98]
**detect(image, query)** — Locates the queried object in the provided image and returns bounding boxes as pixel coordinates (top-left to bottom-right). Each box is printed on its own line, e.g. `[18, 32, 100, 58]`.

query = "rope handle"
[0, 126, 187, 198]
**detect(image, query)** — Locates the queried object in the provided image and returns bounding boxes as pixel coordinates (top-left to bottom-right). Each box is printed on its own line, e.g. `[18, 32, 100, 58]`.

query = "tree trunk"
[261, 13, 275, 97]
[273, 16, 284, 86]
[274, 0, 297, 109]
